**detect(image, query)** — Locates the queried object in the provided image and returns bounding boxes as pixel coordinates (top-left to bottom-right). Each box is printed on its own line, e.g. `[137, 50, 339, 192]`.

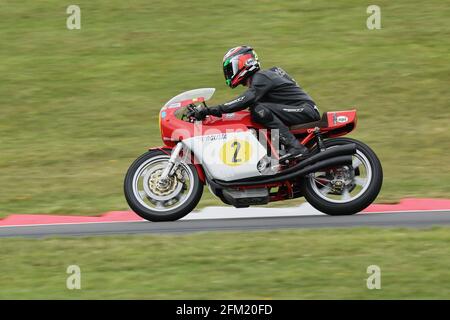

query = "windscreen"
[164, 88, 215, 108]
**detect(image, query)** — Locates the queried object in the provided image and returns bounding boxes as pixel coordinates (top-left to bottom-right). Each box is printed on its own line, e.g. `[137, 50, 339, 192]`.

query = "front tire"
[124, 150, 204, 222]
[301, 138, 383, 215]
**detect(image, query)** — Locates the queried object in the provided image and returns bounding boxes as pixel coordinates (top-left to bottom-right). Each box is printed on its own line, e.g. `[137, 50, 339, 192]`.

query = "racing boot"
[279, 132, 310, 162]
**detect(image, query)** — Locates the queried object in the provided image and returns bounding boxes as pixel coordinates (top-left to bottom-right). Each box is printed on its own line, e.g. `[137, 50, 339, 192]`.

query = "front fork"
[157, 142, 183, 187]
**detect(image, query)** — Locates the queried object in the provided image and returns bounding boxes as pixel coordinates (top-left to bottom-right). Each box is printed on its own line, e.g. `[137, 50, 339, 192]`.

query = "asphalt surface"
[0, 210, 449, 238]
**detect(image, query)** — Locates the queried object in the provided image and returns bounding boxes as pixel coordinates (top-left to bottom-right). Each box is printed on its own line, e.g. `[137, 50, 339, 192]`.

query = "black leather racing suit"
[209, 67, 321, 142]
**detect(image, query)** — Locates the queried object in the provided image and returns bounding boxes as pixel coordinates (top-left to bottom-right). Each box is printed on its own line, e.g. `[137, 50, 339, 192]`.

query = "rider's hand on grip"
[186, 104, 210, 121]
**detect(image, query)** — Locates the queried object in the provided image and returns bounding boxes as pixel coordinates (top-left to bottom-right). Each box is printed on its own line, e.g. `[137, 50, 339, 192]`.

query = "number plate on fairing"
[183, 131, 267, 181]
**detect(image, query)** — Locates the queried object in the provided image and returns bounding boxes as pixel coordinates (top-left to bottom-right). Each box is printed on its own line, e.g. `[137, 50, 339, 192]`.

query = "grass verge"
[1, 227, 449, 299]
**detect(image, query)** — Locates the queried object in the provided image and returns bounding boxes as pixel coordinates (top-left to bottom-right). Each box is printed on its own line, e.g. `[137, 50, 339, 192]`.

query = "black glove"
[186, 104, 222, 121]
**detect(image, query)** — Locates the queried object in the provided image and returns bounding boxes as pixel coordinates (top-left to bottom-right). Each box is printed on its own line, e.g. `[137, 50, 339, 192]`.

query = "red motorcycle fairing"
[160, 107, 356, 143]
[160, 108, 254, 145]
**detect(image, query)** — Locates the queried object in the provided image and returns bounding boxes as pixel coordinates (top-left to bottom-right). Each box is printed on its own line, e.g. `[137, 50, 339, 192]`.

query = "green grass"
[1, 227, 449, 299]
[1, 0, 449, 216]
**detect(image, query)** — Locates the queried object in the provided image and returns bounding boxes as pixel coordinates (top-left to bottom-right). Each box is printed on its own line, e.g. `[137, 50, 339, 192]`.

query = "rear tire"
[301, 138, 383, 215]
[124, 150, 204, 222]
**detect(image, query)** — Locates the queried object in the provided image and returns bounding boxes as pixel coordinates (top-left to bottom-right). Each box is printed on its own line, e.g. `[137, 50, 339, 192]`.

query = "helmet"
[222, 46, 260, 88]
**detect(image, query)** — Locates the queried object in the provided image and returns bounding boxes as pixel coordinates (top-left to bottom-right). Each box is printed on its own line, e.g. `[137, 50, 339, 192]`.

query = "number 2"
[231, 141, 241, 163]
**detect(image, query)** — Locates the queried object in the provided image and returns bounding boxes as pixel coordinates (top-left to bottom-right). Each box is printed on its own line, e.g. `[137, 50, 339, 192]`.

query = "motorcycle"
[124, 88, 383, 222]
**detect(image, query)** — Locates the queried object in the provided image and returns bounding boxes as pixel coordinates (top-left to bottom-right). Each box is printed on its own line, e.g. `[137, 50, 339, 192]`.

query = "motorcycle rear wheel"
[301, 138, 383, 215]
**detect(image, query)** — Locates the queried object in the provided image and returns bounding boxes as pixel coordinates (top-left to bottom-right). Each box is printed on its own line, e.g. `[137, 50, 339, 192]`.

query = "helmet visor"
[223, 56, 241, 81]
[223, 61, 233, 81]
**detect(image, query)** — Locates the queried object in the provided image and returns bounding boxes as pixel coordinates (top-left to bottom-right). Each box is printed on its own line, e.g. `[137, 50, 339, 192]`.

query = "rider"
[192, 45, 321, 160]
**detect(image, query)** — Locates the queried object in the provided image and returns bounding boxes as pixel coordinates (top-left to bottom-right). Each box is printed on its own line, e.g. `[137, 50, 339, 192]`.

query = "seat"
[289, 112, 329, 131]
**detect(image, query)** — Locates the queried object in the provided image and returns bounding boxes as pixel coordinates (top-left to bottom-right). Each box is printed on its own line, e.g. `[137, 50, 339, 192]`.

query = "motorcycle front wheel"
[301, 137, 383, 215]
[124, 150, 204, 222]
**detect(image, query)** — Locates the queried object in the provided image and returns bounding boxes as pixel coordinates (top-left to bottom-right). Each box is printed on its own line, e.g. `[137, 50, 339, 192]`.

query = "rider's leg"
[267, 102, 321, 125]
[251, 103, 311, 160]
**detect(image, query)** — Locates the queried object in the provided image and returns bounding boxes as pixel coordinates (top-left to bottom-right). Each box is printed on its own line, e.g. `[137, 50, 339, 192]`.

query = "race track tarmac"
[0, 210, 449, 238]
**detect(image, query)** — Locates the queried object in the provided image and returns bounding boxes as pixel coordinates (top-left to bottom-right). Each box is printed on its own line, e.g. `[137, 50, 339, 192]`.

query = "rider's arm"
[208, 73, 273, 116]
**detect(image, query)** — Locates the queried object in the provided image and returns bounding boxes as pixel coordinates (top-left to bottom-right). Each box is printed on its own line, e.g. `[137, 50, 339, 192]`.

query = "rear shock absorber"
[313, 127, 326, 152]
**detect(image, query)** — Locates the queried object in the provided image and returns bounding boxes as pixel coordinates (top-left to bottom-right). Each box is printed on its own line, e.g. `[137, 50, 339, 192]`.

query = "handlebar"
[185, 101, 210, 122]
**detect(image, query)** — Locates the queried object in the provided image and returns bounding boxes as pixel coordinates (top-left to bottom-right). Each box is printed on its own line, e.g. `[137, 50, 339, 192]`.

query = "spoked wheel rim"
[132, 155, 195, 213]
[309, 150, 373, 204]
